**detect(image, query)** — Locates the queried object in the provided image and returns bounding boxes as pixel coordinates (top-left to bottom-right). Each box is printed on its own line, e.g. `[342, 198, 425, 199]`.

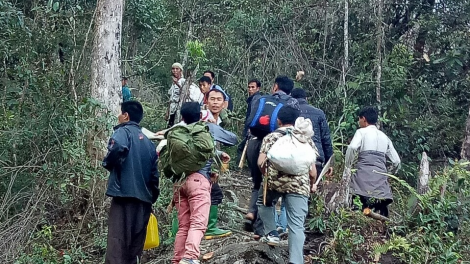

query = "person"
[203, 70, 232, 110]
[291, 88, 334, 175]
[236, 79, 262, 167]
[103, 101, 160, 264]
[122, 77, 132, 102]
[244, 76, 299, 237]
[166, 63, 186, 128]
[344, 106, 401, 217]
[166, 102, 234, 264]
[256, 106, 317, 264]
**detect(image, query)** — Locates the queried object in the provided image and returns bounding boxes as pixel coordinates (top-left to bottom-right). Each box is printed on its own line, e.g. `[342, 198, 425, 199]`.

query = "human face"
[199, 81, 211, 94]
[358, 116, 367, 128]
[203, 72, 214, 82]
[118, 111, 129, 124]
[207, 90, 224, 114]
[122, 79, 127, 86]
[248, 82, 260, 96]
[171, 67, 182, 78]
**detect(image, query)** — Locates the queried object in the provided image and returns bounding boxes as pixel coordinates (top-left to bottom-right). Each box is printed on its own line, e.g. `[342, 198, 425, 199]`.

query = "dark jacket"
[103, 121, 159, 204]
[243, 91, 261, 138]
[297, 98, 333, 164]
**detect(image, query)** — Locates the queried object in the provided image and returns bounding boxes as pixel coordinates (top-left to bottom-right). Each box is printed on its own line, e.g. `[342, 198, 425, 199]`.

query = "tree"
[90, 0, 124, 115]
[462, 108, 470, 160]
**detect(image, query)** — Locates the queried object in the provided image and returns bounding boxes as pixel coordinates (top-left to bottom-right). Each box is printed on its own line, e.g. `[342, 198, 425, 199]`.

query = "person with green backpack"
[157, 102, 236, 264]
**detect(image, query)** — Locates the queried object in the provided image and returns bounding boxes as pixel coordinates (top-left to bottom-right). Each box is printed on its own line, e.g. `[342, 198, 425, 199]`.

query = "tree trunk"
[90, 0, 123, 116]
[418, 152, 430, 195]
[342, 0, 349, 98]
[375, 0, 384, 129]
[88, 0, 124, 162]
[462, 108, 470, 160]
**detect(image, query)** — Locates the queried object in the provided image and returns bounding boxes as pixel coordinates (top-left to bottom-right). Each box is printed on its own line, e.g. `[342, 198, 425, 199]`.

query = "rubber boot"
[204, 205, 232, 240]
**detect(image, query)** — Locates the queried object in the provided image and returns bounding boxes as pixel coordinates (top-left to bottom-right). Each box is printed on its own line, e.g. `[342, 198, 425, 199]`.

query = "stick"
[238, 140, 249, 168]
[363, 208, 390, 222]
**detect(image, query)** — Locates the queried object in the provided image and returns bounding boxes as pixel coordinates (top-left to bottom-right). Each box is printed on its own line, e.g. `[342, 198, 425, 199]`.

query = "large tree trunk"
[462, 108, 470, 160]
[88, 0, 124, 162]
[375, 0, 384, 129]
[90, 0, 123, 115]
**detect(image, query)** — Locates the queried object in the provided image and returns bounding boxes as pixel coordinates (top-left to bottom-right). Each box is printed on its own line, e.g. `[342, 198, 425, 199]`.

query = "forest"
[0, 0, 470, 263]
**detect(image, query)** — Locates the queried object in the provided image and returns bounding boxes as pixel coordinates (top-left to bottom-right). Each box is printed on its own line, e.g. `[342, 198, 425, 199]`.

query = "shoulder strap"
[249, 97, 266, 127]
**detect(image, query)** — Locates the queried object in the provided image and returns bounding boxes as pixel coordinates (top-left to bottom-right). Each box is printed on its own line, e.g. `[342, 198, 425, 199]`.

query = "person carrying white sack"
[256, 106, 318, 264]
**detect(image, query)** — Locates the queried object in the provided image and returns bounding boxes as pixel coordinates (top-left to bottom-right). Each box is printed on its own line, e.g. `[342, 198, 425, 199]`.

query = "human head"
[206, 89, 225, 115]
[248, 79, 261, 96]
[272, 76, 294, 95]
[291, 88, 307, 99]
[358, 106, 378, 127]
[180, 102, 201, 124]
[203, 70, 215, 82]
[277, 106, 300, 127]
[119, 101, 144, 124]
[122, 77, 128, 86]
[171, 63, 183, 78]
[198, 76, 212, 94]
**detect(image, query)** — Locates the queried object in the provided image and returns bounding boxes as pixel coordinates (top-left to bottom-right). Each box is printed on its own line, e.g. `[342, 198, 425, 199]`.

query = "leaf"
[53, 2, 60, 12]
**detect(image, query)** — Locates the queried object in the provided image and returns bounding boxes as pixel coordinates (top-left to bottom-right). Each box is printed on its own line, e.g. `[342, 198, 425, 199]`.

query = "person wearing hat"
[166, 63, 185, 128]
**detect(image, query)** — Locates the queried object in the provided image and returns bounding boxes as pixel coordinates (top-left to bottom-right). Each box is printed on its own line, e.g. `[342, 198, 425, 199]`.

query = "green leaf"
[53, 2, 60, 12]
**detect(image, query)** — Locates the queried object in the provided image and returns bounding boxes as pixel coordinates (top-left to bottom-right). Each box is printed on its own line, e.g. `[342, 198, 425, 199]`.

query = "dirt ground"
[142, 169, 399, 264]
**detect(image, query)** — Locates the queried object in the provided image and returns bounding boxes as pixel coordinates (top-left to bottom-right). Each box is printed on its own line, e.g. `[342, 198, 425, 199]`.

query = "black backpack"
[247, 95, 290, 138]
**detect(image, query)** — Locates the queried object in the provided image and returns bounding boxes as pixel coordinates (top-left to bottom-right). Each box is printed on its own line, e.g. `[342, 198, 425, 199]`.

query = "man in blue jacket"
[291, 88, 333, 175]
[103, 101, 159, 264]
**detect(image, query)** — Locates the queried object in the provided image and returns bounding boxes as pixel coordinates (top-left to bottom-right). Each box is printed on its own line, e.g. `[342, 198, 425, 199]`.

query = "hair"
[180, 102, 201, 124]
[206, 88, 226, 101]
[121, 101, 143, 123]
[291, 88, 306, 99]
[248, 78, 261, 88]
[358, 106, 378, 124]
[274, 76, 294, 94]
[198, 76, 212, 85]
[203, 70, 215, 79]
[122, 77, 128, 81]
[277, 106, 300, 125]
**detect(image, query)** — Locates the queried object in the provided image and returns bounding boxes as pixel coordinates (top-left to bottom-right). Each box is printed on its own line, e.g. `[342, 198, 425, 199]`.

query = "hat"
[172, 63, 183, 71]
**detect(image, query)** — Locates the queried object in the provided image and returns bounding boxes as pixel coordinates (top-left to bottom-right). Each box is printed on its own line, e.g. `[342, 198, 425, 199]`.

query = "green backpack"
[159, 121, 215, 180]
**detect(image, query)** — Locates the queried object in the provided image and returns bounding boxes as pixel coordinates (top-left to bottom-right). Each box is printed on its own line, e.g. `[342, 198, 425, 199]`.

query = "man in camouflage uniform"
[256, 106, 318, 264]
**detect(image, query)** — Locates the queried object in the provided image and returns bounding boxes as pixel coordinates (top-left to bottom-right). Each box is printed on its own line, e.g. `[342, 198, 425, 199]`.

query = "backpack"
[248, 96, 289, 138]
[159, 121, 215, 180]
[266, 129, 316, 175]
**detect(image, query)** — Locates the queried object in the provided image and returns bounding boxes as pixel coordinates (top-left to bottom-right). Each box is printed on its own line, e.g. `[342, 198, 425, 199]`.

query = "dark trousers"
[167, 113, 176, 128]
[245, 137, 263, 235]
[352, 195, 392, 217]
[105, 197, 152, 264]
[211, 182, 224, 205]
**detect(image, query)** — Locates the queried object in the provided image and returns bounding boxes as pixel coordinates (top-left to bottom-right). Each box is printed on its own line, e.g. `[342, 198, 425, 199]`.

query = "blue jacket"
[103, 121, 159, 204]
[243, 91, 261, 138]
[297, 98, 333, 164]
[122, 85, 132, 102]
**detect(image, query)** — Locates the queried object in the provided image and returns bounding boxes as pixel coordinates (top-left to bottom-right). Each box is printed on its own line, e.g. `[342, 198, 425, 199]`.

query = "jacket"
[103, 121, 160, 204]
[297, 98, 333, 164]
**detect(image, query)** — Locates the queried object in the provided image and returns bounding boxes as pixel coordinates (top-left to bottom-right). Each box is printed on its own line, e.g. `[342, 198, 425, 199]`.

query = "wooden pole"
[238, 141, 249, 169]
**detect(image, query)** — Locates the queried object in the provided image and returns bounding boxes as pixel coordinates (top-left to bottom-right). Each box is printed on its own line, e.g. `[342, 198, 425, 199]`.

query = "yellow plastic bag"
[144, 213, 160, 250]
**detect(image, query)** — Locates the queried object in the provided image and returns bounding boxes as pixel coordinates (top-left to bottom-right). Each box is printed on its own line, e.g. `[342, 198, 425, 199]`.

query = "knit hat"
[294, 117, 314, 138]
[172, 62, 183, 71]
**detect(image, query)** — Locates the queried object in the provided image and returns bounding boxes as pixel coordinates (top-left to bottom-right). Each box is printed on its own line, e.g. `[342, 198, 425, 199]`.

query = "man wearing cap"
[166, 63, 185, 128]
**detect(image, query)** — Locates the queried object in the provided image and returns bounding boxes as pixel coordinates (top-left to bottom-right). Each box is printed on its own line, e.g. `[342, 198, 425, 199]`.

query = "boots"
[204, 205, 232, 240]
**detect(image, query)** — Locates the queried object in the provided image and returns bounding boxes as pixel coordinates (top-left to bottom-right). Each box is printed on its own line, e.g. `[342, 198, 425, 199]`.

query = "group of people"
[104, 63, 401, 264]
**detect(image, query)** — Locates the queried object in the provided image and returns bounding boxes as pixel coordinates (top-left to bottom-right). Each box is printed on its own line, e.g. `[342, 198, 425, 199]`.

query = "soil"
[142, 169, 400, 264]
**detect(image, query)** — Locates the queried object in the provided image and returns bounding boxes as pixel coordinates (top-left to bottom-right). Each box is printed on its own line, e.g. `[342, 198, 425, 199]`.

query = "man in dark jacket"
[236, 78, 262, 166]
[244, 76, 299, 237]
[103, 101, 159, 264]
[291, 88, 334, 175]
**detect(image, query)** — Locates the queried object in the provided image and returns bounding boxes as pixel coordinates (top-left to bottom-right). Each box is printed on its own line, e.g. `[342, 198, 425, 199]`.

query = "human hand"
[210, 172, 219, 183]
[327, 167, 334, 177]
[220, 152, 231, 163]
[155, 130, 165, 136]
[207, 118, 217, 124]
[310, 183, 318, 193]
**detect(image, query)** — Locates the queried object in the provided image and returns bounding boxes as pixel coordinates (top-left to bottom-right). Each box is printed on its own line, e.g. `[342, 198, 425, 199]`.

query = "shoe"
[179, 259, 200, 264]
[260, 230, 280, 246]
[204, 205, 232, 240]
